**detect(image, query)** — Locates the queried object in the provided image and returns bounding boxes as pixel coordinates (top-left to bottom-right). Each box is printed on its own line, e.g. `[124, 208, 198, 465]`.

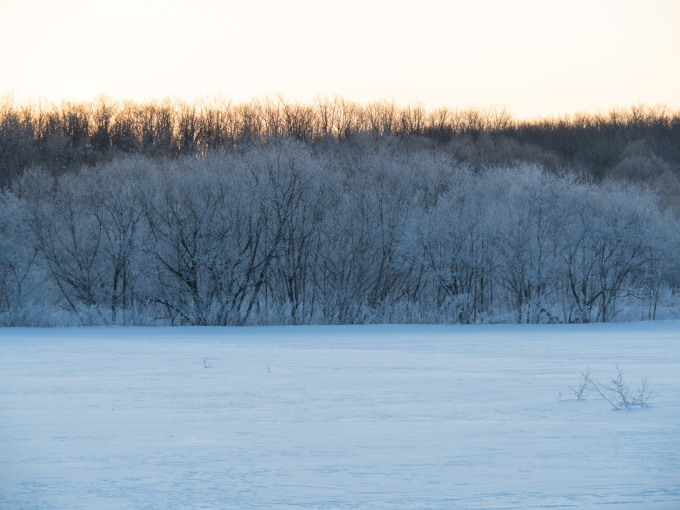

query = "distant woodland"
[1, 98, 680, 325]
[2, 98, 680, 187]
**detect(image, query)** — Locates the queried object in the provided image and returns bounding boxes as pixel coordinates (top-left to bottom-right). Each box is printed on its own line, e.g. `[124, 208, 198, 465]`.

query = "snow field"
[1, 322, 679, 509]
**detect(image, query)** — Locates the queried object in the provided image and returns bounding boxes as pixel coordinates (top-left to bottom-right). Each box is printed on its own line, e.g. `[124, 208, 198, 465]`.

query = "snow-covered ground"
[1, 322, 679, 509]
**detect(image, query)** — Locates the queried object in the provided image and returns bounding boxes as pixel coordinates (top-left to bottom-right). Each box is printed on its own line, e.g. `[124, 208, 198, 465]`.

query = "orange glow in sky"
[1, 0, 678, 118]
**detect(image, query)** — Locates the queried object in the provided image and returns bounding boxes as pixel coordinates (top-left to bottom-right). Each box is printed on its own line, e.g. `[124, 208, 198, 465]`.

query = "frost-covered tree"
[554, 181, 669, 322]
[488, 168, 563, 323]
[0, 189, 38, 316]
[14, 168, 110, 320]
[420, 169, 493, 323]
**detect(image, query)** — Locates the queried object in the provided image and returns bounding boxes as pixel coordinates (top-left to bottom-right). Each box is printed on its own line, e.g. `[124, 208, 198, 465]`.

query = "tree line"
[1, 138, 678, 326]
[1, 97, 680, 196]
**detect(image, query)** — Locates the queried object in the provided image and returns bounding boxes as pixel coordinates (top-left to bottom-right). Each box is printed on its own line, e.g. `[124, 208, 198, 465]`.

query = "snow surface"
[1, 322, 679, 509]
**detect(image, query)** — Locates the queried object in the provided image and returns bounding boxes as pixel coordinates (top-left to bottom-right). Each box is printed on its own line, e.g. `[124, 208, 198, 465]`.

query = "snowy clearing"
[1, 322, 680, 509]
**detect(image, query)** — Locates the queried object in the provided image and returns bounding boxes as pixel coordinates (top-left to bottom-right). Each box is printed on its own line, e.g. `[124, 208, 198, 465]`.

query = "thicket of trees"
[1, 138, 678, 326]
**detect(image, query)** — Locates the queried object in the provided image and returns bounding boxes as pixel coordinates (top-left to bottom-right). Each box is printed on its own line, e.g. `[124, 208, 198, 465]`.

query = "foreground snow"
[1, 322, 679, 509]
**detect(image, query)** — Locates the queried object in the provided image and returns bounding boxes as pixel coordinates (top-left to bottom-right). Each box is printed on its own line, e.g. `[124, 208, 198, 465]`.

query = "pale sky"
[1, 0, 678, 118]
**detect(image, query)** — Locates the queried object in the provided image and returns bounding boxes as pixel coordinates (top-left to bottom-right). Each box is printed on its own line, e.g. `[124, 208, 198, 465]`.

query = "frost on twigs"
[568, 366, 591, 401]
[565, 365, 655, 410]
